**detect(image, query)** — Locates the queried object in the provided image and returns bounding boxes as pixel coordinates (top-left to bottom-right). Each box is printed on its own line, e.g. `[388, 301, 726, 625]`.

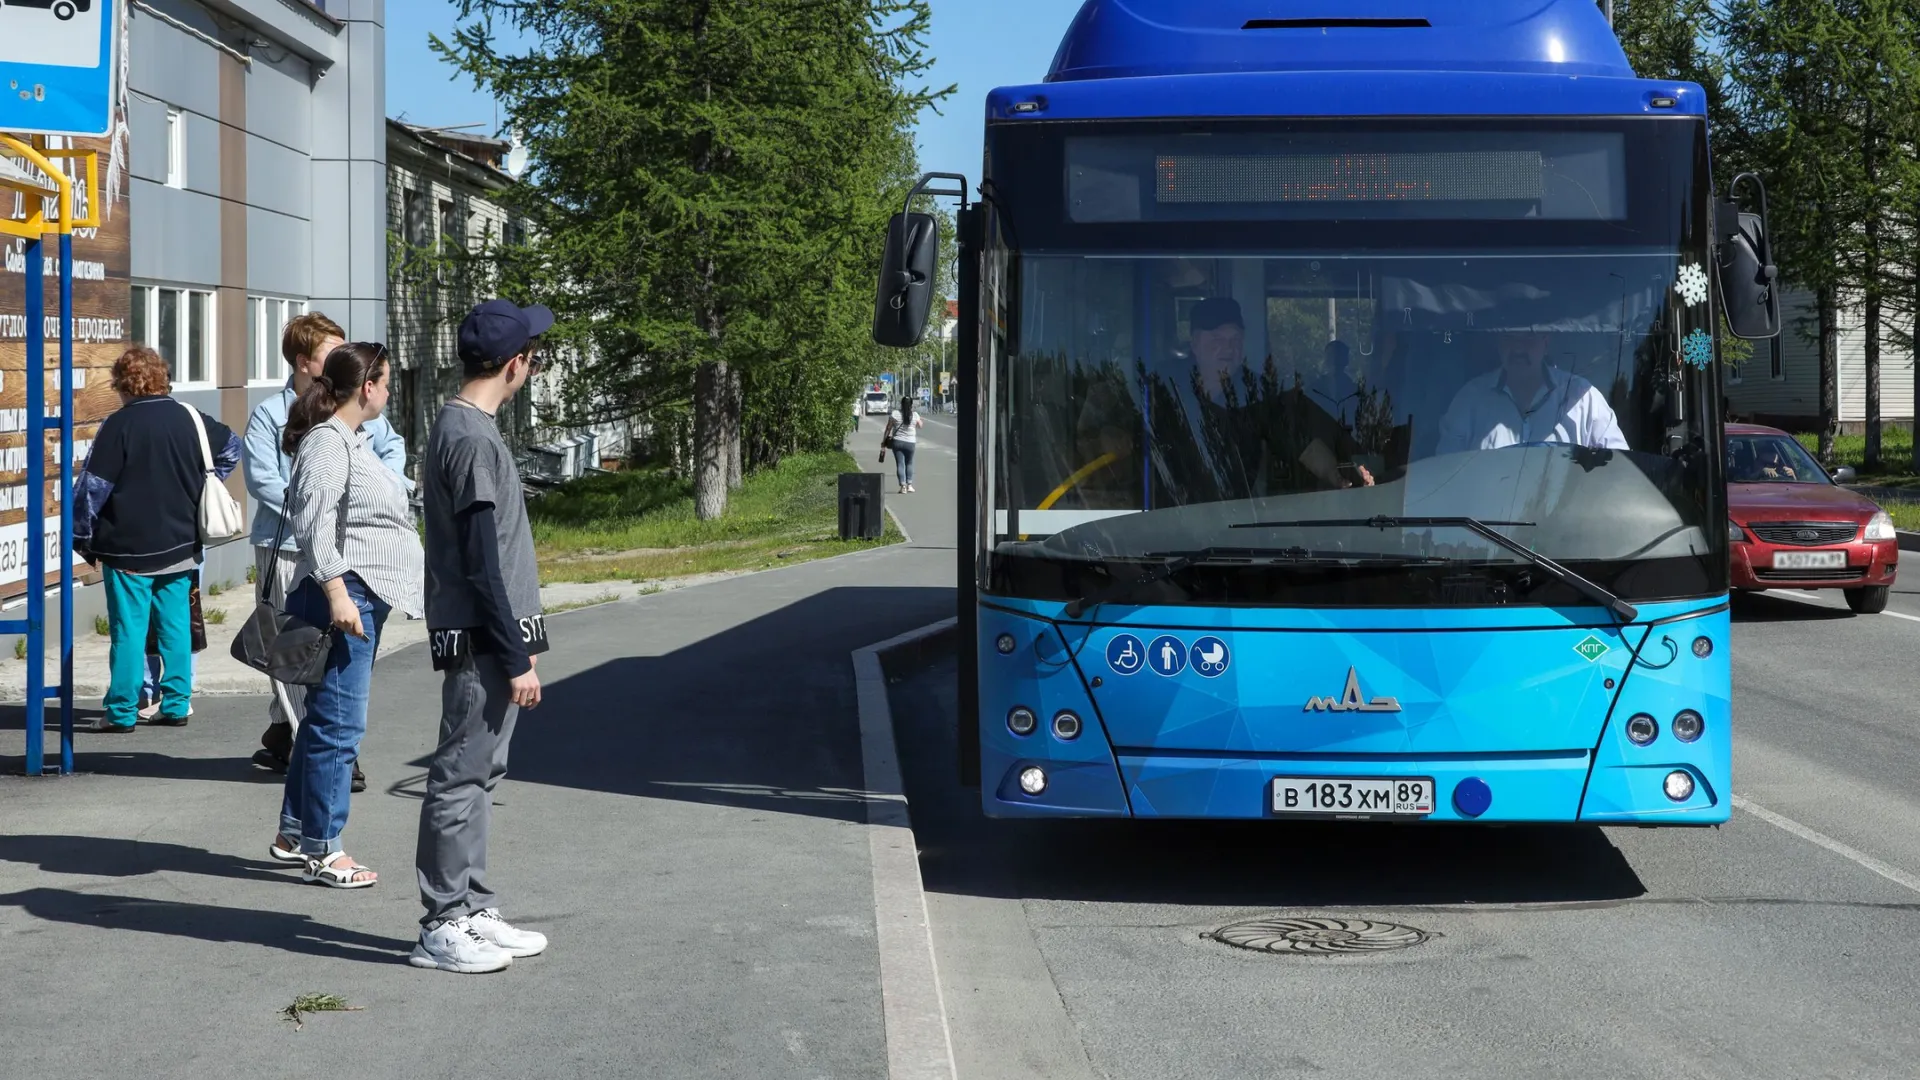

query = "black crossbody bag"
[229, 443, 339, 685]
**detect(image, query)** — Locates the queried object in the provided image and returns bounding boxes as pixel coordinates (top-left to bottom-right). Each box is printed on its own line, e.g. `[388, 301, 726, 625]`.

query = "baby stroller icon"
[1192, 638, 1229, 676]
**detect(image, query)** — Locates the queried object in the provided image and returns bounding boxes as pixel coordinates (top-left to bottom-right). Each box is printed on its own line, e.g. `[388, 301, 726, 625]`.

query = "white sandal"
[303, 852, 377, 889]
[267, 835, 304, 864]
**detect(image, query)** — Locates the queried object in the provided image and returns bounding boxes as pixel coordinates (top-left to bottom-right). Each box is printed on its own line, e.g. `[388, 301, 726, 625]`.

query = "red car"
[1727, 424, 1898, 613]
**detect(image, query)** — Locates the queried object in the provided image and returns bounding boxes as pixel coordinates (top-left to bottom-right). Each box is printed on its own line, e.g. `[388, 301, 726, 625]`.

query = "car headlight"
[1729, 519, 1748, 543]
[1864, 510, 1896, 542]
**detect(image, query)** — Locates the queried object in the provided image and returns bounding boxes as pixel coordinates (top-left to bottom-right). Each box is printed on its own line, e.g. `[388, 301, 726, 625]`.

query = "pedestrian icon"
[1147, 635, 1186, 677]
[1189, 636, 1230, 678]
[1105, 634, 1145, 676]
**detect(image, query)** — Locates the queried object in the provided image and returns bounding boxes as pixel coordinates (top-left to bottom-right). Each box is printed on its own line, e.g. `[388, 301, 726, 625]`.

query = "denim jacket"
[244, 379, 412, 550]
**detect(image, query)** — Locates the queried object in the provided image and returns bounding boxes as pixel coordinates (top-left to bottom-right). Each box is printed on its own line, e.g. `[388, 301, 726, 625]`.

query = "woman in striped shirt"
[268, 342, 424, 888]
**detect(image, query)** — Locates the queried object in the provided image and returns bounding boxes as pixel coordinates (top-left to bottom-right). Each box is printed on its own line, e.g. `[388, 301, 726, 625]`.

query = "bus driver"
[1436, 330, 1629, 454]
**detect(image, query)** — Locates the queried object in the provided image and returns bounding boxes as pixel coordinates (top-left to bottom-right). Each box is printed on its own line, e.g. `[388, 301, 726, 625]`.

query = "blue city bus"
[872, 0, 1781, 823]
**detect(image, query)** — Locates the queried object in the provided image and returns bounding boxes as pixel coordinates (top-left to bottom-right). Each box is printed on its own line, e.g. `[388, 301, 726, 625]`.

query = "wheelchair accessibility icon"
[1189, 636, 1230, 678]
[1105, 634, 1145, 676]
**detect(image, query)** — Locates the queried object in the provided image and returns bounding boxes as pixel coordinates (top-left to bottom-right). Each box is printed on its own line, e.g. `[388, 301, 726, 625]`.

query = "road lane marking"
[1883, 611, 1920, 624]
[855, 621, 960, 1080]
[1734, 795, 1920, 897]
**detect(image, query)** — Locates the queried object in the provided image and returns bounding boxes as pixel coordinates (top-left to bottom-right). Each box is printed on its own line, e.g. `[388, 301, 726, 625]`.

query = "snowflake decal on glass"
[1675, 262, 1710, 307]
[1681, 328, 1714, 370]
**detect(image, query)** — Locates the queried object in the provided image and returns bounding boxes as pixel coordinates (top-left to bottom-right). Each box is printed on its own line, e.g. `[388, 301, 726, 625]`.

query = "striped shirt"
[289, 416, 425, 618]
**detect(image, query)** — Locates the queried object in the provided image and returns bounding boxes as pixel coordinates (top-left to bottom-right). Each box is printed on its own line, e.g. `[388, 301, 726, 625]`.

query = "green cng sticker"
[1573, 635, 1612, 663]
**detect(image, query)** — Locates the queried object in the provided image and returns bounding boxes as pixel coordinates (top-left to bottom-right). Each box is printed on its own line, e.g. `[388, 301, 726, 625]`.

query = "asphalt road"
[871, 415, 1920, 1080]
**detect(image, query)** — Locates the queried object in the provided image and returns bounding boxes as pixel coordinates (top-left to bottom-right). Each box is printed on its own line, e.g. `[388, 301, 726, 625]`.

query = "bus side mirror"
[872, 211, 939, 348]
[1716, 174, 1781, 340]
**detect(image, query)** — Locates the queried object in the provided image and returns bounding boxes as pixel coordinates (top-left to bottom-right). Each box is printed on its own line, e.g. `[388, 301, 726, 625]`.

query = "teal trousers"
[103, 566, 193, 729]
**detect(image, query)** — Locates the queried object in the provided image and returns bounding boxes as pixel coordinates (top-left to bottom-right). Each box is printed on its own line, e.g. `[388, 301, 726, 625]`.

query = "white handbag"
[180, 399, 246, 542]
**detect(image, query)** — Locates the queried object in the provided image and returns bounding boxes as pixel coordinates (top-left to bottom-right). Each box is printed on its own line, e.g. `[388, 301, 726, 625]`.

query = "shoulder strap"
[177, 398, 214, 472]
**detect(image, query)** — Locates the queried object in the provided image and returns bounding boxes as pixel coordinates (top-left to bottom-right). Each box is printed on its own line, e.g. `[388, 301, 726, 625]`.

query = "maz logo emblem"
[1304, 667, 1402, 713]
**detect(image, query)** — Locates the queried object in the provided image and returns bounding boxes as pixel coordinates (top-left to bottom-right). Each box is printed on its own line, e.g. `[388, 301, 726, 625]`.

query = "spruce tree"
[439, 0, 942, 518]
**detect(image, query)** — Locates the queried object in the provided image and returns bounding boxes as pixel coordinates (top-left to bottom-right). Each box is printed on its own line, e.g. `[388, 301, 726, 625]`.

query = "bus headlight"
[1865, 511, 1896, 542]
[1018, 766, 1048, 795]
[1052, 711, 1083, 740]
[1672, 710, 1704, 743]
[1664, 770, 1695, 802]
[1625, 714, 1659, 746]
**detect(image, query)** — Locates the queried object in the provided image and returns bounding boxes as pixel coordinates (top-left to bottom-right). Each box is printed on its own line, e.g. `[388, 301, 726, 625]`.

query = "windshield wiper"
[1230, 515, 1639, 623]
[1062, 545, 1445, 619]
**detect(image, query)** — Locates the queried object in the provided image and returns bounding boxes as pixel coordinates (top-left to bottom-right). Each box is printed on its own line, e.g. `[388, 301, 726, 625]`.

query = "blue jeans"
[279, 575, 389, 856]
[893, 443, 916, 487]
[103, 567, 193, 729]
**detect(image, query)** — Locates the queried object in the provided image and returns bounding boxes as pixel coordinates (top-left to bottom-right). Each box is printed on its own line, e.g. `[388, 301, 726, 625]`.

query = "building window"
[164, 108, 185, 189]
[131, 284, 216, 386]
[1769, 336, 1783, 380]
[404, 189, 432, 247]
[247, 295, 308, 383]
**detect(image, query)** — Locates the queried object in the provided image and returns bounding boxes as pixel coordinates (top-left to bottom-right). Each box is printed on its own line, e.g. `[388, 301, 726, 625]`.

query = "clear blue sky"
[385, 0, 1088, 162]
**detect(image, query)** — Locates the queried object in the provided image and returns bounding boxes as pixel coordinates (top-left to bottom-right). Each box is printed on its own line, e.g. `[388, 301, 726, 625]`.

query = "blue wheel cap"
[1454, 777, 1493, 818]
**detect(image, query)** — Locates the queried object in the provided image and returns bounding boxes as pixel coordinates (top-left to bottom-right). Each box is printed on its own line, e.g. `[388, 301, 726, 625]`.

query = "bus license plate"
[1772, 550, 1847, 570]
[1272, 777, 1435, 817]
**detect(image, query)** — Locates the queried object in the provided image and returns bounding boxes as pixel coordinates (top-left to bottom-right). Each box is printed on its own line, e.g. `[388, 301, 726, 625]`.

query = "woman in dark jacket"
[73, 347, 241, 733]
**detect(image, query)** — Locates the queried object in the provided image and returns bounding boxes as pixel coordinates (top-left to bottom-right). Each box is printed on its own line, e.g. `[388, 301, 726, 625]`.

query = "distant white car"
[864, 392, 891, 415]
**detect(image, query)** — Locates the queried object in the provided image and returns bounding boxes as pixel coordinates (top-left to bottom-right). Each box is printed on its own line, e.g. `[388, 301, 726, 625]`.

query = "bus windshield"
[981, 118, 1725, 608]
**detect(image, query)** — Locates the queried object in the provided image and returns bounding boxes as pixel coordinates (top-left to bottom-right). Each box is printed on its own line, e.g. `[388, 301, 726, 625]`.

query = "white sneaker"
[467, 908, 547, 958]
[409, 917, 513, 973]
[137, 698, 160, 721]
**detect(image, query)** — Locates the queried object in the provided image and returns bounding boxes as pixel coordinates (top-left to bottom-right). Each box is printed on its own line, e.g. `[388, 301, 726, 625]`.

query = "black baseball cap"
[1190, 297, 1244, 333]
[458, 298, 556, 373]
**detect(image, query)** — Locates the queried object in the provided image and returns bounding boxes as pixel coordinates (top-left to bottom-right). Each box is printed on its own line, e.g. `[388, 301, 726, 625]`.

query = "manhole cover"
[1207, 917, 1434, 955]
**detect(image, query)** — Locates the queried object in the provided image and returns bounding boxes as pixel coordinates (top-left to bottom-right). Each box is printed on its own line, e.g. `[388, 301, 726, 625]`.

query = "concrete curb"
[854, 618, 960, 1080]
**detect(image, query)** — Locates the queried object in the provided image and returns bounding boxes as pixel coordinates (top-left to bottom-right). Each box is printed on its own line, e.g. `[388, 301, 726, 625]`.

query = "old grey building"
[124, 0, 386, 582]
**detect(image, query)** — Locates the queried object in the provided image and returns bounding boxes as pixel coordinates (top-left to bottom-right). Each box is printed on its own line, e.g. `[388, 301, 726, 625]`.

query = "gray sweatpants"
[415, 654, 520, 929]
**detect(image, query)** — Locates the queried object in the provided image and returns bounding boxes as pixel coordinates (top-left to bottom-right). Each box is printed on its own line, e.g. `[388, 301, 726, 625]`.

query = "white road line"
[1734, 795, 1920, 897]
[1883, 610, 1920, 624]
[855, 620, 961, 1080]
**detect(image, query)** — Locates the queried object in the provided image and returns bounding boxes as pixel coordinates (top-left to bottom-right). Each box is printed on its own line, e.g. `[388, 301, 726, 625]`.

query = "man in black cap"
[1177, 297, 1374, 498]
[411, 298, 553, 974]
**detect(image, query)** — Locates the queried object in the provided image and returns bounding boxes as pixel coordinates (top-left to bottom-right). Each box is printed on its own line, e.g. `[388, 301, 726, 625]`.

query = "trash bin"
[838, 472, 884, 540]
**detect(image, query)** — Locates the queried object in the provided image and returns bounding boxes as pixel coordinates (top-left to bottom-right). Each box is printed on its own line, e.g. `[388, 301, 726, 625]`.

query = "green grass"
[1886, 502, 1920, 532]
[12, 637, 24, 660]
[207, 581, 225, 598]
[529, 451, 901, 584]
[1793, 429, 1920, 487]
[204, 608, 227, 626]
[93, 615, 109, 637]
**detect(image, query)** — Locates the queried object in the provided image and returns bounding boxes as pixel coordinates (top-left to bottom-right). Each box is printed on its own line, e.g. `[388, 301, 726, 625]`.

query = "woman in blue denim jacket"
[267, 342, 424, 888]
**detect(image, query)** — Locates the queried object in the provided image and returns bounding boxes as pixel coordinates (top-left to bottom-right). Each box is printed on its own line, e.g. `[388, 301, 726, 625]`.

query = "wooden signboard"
[0, 134, 128, 599]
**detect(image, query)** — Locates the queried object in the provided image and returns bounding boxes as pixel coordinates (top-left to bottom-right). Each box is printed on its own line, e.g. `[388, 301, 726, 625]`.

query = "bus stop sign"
[0, 0, 118, 137]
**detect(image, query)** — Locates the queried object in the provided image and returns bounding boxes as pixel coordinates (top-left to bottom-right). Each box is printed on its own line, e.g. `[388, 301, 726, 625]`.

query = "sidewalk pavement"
[0, 569, 750, 705]
[0, 520, 955, 1077]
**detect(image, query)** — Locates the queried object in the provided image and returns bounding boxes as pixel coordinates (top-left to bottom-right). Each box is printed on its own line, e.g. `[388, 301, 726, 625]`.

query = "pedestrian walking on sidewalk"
[411, 298, 552, 974]
[267, 342, 423, 889]
[885, 396, 924, 493]
[244, 312, 410, 790]
[72, 347, 241, 734]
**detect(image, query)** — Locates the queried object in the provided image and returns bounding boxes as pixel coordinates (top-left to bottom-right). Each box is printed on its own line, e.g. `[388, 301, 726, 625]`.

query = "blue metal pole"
[23, 234, 45, 776]
[58, 231, 75, 775]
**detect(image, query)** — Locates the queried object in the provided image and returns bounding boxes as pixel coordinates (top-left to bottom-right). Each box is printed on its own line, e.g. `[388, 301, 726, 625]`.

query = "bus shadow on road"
[434, 585, 956, 823]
